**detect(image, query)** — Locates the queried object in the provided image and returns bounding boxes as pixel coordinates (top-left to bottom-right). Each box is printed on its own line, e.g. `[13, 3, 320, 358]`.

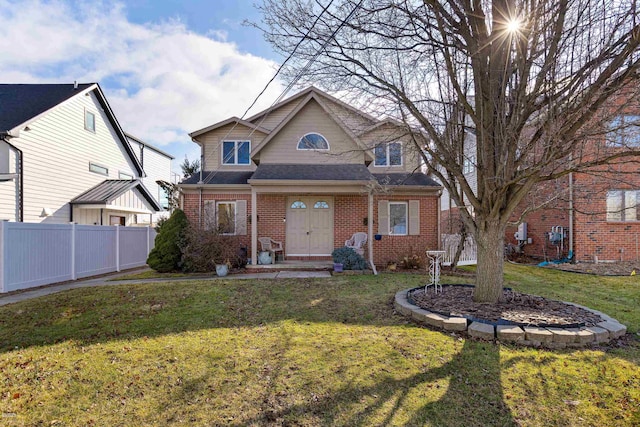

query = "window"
[89, 162, 108, 176]
[291, 201, 307, 209]
[222, 140, 250, 165]
[608, 115, 640, 147]
[389, 202, 408, 235]
[119, 171, 133, 180]
[374, 142, 402, 166]
[84, 110, 96, 132]
[463, 155, 475, 174]
[158, 185, 169, 210]
[217, 201, 236, 234]
[607, 190, 639, 221]
[297, 133, 329, 150]
[313, 201, 329, 209]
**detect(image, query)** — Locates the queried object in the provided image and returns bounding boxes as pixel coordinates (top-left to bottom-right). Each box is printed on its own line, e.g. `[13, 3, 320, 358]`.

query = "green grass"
[0, 267, 638, 426]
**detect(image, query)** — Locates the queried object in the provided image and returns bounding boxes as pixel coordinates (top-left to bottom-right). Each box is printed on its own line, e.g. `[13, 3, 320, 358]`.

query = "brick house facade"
[179, 87, 442, 268]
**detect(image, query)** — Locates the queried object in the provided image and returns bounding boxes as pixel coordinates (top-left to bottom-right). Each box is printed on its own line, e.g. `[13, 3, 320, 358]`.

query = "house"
[179, 86, 442, 267]
[440, 91, 640, 263]
[0, 83, 162, 225]
[125, 132, 176, 225]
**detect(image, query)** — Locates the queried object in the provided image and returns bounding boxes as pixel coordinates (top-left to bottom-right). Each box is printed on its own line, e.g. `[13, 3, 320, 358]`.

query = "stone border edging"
[394, 289, 627, 348]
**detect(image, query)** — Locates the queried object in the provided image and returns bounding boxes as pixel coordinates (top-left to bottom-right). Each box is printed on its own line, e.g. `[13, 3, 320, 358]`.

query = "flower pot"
[374, 234, 382, 241]
[215, 264, 229, 277]
[334, 262, 344, 273]
[258, 251, 272, 265]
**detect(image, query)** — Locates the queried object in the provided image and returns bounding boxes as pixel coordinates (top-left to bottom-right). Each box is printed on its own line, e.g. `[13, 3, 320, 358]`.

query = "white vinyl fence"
[441, 234, 477, 266]
[0, 222, 156, 293]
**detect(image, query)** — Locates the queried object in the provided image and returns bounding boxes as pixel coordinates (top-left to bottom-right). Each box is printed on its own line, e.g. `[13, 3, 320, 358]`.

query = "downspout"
[197, 139, 204, 229]
[2, 137, 23, 222]
[568, 171, 574, 261]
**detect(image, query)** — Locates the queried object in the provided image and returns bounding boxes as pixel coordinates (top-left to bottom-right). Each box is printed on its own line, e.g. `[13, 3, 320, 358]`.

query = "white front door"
[286, 197, 334, 256]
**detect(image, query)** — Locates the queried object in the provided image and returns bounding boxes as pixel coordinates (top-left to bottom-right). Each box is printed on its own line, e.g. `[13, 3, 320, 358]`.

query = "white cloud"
[0, 0, 284, 169]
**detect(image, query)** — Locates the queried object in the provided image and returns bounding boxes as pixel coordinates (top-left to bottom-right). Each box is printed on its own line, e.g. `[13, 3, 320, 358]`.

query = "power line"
[199, 0, 364, 186]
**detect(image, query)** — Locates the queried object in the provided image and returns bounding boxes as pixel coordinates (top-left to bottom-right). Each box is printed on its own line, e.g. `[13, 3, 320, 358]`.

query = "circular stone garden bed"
[395, 284, 627, 348]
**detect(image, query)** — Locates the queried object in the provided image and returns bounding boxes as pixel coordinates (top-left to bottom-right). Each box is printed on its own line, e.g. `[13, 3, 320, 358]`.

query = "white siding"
[0, 90, 139, 223]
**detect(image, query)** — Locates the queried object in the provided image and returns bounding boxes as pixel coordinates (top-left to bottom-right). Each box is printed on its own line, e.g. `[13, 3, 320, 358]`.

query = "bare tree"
[259, 0, 640, 302]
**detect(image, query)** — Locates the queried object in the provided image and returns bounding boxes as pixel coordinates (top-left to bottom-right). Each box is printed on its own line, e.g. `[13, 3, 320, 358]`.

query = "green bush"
[147, 209, 188, 272]
[331, 247, 368, 270]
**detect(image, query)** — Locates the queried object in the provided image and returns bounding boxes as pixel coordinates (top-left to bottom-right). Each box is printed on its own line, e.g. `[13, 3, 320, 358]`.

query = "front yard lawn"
[0, 265, 638, 426]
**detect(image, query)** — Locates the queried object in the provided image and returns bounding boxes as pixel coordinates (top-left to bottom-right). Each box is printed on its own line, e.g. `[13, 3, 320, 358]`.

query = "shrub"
[401, 254, 424, 270]
[180, 226, 244, 273]
[147, 209, 188, 272]
[332, 247, 368, 270]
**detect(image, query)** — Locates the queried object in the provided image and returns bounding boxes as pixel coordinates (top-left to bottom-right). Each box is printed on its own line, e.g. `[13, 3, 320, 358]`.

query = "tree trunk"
[451, 222, 468, 270]
[474, 221, 506, 303]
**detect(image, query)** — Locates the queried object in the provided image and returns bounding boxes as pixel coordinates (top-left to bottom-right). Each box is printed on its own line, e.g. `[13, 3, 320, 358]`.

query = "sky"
[0, 0, 287, 175]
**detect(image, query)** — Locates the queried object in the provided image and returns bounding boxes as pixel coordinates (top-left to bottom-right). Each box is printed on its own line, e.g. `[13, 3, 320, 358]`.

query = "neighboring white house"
[125, 133, 175, 225]
[0, 83, 161, 225]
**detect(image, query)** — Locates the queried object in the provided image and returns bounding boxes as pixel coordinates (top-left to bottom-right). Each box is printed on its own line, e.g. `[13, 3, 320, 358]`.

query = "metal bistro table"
[425, 250, 446, 294]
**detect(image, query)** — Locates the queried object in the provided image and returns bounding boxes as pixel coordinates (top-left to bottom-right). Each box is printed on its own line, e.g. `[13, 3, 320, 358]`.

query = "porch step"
[245, 261, 333, 271]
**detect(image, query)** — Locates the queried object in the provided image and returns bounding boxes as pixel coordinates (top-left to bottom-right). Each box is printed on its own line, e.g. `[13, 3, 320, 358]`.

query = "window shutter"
[378, 200, 389, 235]
[409, 200, 420, 235]
[204, 200, 216, 230]
[236, 200, 247, 235]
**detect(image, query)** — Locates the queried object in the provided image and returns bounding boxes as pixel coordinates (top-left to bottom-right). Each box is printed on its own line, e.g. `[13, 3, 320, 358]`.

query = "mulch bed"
[410, 285, 603, 327]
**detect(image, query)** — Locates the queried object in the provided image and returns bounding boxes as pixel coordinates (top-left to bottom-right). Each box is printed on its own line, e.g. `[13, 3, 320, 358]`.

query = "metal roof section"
[70, 179, 161, 211]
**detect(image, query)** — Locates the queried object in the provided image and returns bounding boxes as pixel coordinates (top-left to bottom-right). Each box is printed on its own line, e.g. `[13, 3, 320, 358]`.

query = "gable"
[255, 98, 366, 165]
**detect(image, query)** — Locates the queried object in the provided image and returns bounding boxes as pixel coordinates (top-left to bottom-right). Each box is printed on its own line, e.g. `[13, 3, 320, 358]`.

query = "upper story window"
[297, 133, 329, 150]
[608, 115, 640, 147]
[222, 140, 250, 165]
[374, 142, 402, 166]
[89, 162, 108, 176]
[463, 155, 475, 174]
[84, 109, 96, 133]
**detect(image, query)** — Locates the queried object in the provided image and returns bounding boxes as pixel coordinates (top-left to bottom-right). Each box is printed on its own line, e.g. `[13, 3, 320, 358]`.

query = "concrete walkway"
[0, 269, 332, 307]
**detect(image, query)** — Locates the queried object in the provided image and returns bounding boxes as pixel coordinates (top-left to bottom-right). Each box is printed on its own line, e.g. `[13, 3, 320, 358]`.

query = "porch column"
[251, 187, 257, 265]
[368, 191, 376, 274]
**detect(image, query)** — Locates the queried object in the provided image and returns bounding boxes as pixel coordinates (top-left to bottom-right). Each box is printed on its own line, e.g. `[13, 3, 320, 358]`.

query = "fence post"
[0, 221, 5, 293]
[116, 225, 121, 272]
[70, 222, 77, 280]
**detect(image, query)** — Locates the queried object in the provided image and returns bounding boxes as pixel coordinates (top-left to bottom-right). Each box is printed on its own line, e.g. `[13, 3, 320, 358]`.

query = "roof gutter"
[1, 134, 23, 222]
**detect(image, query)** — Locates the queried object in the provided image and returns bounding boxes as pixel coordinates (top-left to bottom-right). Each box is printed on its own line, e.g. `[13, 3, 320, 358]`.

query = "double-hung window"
[389, 202, 408, 235]
[222, 140, 250, 165]
[217, 201, 236, 234]
[607, 190, 638, 222]
[374, 142, 402, 166]
[608, 115, 640, 147]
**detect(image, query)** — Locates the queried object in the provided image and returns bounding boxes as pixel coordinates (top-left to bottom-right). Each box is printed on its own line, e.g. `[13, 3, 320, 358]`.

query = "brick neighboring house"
[441, 90, 640, 263]
[178, 87, 442, 267]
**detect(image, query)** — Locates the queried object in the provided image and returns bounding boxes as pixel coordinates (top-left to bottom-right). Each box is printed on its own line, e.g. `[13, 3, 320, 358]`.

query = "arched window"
[313, 201, 329, 209]
[291, 201, 307, 209]
[297, 133, 329, 150]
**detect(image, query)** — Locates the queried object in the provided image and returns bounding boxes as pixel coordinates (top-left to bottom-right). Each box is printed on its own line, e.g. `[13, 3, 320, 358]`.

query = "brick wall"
[183, 190, 439, 267]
